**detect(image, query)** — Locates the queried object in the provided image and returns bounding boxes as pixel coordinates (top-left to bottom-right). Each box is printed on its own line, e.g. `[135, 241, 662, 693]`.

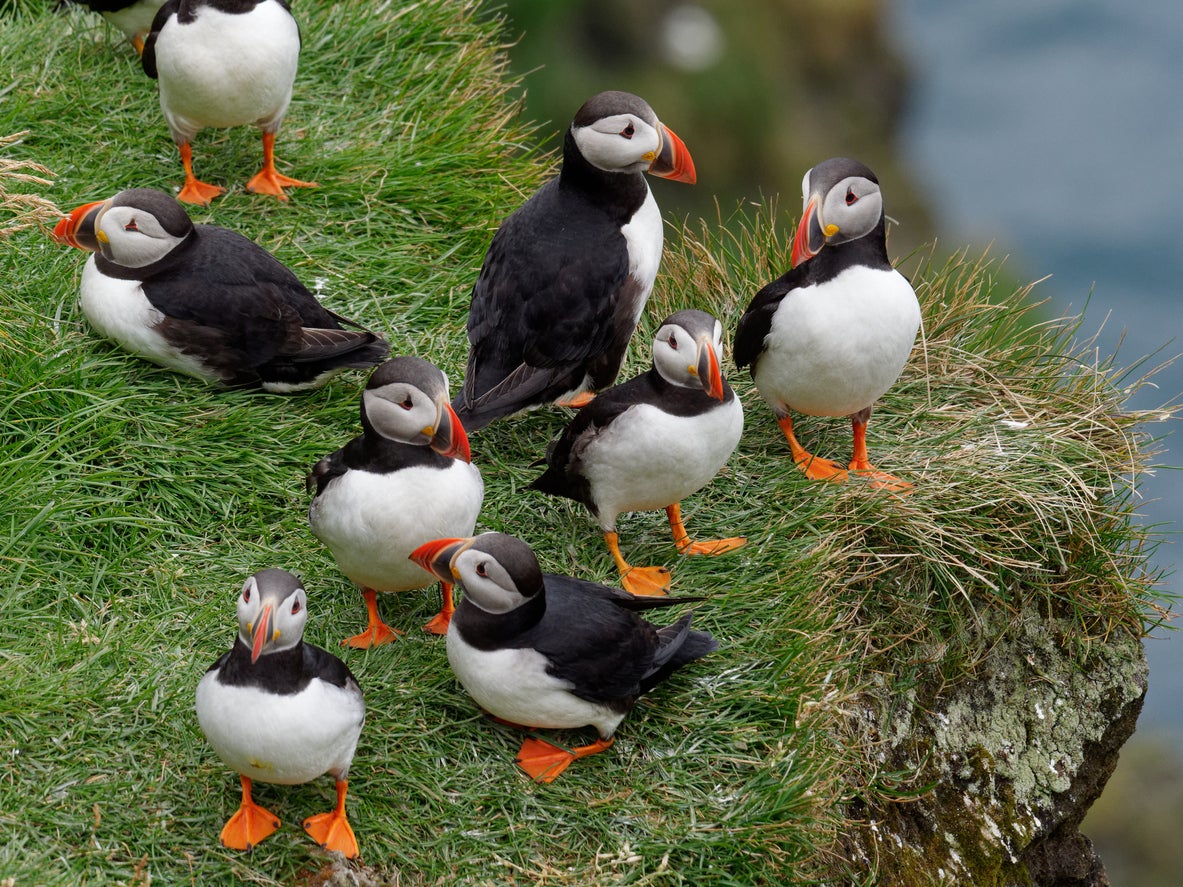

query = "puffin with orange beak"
[453, 90, 696, 431]
[52, 188, 388, 391]
[734, 157, 920, 490]
[530, 310, 745, 595]
[410, 532, 717, 782]
[195, 569, 365, 857]
[309, 357, 484, 645]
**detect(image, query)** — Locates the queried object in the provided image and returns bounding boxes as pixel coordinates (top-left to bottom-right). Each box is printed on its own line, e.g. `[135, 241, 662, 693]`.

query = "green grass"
[0, 1, 1171, 884]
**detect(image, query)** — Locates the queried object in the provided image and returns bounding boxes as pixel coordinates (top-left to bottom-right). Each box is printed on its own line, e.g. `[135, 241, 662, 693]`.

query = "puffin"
[308, 356, 483, 646]
[410, 532, 718, 782]
[452, 90, 697, 432]
[530, 309, 745, 596]
[733, 157, 920, 490]
[195, 569, 365, 857]
[60, 0, 166, 52]
[52, 187, 389, 391]
[141, 0, 315, 204]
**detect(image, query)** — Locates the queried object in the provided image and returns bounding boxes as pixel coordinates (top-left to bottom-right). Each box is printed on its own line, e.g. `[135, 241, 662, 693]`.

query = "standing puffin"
[308, 356, 484, 646]
[410, 532, 718, 782]
[52, 188, 389, 391]
[195, 569, 365, 857]
[60, 0, 166, 52]
[141, 0, 315, 204]
[530, 310, 745, 596]
[452, 90, 697, 432]
[733, 157, 920, 490]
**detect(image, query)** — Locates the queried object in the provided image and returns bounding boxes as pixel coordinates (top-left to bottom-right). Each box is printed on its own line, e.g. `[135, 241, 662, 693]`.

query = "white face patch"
[95, 204, 185, 268]
[572, 113, 663, 174]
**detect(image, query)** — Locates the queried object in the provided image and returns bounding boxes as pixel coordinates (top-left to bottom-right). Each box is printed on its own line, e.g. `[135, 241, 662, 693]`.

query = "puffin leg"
[555, 391, 596, 409]
[421, 580, 455, 635]
[603, 531, 670, 596]
[847, 412, 912, 493]
[666, 503, 746, 557]
[219, 775, 280, 851]
[515, 736, 614, 783]
[176, 142, 226, 206]
[342, 588, 403, 648]
[245, 131, 318, 199]
[776, 414, 847, 482]
[302, 777, 359, 859]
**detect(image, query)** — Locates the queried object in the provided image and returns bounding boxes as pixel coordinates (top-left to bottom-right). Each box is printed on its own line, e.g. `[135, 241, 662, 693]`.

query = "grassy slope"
[0, 1, 1169, 885]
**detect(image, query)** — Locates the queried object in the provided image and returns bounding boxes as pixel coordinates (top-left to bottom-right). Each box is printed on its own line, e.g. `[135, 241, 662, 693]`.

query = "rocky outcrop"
[840, 605, 1147, 886]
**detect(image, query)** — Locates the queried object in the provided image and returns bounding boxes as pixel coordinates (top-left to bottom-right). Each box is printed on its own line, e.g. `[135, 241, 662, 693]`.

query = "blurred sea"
[887, 0, 1182, 738]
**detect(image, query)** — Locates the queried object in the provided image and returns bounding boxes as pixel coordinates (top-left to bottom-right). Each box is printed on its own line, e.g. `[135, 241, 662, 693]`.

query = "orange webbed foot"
[620, 565, 672, 596]
[556, 391, 596, 409]
[422, 609, 451, 635]
[514, 736, 614, 783]
[341, 622, 403, 648]
[245, 168, 318, 200]
[678, 536, 747, 556]
[849, 464, 914, 494]
[794, 453, 849, 483]
[303, 809, 359, 858]
[177, 179, 226, 206]
[219, 778, 280, 851]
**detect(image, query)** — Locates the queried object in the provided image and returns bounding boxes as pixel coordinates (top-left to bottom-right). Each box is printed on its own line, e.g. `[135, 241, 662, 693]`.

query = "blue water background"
[887, 0, 1183, 740]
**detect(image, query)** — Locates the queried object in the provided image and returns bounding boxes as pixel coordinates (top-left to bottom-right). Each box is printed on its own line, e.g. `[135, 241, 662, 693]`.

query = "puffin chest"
[756, 265, 920, 417]
[79, 258, 212, 380]
[617, 188, 663, 322]
[154, 3, 300, 130]
[581, 397, 743, 517]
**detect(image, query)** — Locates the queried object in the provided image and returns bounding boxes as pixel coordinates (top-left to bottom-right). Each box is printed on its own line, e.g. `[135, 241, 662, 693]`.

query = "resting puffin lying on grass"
[53, 187, 388, 391]
[734, 157, 920, 491]
[452, 90, 696, 431]
[530, 309, 745, 596]
[195, 569, 365, 857]
[411, 532, 718, 782]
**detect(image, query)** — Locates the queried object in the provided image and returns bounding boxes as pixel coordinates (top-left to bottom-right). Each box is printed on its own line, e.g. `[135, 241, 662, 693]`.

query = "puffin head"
[55, 188, 194, 268]
[235, 569, 309, 663]
[569, 90, 696, 184]
[652, 309, 726, 400]
[360, 356, 471, 461]
[791, 157, 885, 267]
[410, 532, 543, 615]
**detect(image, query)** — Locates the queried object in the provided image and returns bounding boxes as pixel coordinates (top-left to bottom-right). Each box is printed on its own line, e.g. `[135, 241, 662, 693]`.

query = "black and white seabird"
[410, 532, 718, 782]
[530, 310, 745, 596]
[61, 0, 166, 52]
[52, 188, 389, 391]
[195, 569, 365, 857]
[142, 0, 315, 204]
[733, 157, 920, 490]
[309, 356, 484, 646]
[452, 90, 696, 432]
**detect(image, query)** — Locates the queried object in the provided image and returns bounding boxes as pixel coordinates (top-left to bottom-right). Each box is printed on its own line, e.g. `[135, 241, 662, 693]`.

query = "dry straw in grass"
[0, 132, 60, 238]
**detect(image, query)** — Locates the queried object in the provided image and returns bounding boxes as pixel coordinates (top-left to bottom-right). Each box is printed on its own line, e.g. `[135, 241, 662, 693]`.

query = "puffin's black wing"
[456, 181, 631, 428]
[733, 266, 806, 373]
[141, 0, 179, 79]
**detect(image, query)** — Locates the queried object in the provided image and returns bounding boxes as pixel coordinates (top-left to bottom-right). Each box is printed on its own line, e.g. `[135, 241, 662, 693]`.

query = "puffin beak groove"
[791, 194, 826, 267]
[410, 537, 472, 583]
[52, 200, 106, 252]
[648, 123, 696, 184]
[250, 603, 273, 664]
[430, 400, 472, 462]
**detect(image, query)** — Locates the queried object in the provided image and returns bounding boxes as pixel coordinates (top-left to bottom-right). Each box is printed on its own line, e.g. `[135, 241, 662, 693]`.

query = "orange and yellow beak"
[410, 537, 472, 584]
[690, 335, 725, 400]
[53, 200, 106, 252]
[249, 603, 273, 664]
[429, 400, 472, 462]
[648, 123, 696, 184]
[791, 193, 836, 268]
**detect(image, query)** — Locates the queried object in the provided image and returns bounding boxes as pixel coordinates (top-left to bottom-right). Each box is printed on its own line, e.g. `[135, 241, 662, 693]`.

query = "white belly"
[309, 461, 483, 593]
[154, 3, 300, 140]
[581, 396, 743, 529]
[446, 632, 625, 737]
[195, 670, 364, 785]
[753, 265, 919, 417]
[79, 259, 213, 381]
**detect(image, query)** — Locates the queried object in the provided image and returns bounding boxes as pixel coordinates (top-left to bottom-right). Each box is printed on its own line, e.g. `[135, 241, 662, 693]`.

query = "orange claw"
[777, 415, 848, 482]
[514, 736, 614, 783]
[303, 778, 359, 858]
[219, 775, 280, 851]
[246, 132, 317, 199]
[421, 581, 455, 635]
[666, 503, 746, 557]
[603, 531, 670, 596]
[342, 588, 403, 648]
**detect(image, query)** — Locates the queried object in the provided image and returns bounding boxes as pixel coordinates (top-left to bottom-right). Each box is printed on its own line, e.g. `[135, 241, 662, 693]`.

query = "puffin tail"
[641, 611, 718, 694]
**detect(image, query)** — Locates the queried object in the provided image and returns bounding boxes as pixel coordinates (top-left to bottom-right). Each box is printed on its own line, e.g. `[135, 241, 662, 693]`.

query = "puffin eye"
[400, 395, 414, 410]
[845, 187, 858, 206]
[291, 598, 301, 615]
[242, 587, 251, 603]
[621, 122, 635, 139]
[124, 218, 139, 232]
[667, 333, 678, 350]
[475, 562, 488, 578]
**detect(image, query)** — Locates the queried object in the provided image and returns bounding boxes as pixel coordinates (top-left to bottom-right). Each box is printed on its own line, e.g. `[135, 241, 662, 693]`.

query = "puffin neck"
[805, 215, 892, 283]
[216, 638, 311, 695]
[558, 128, 649, 224]
[453, 590, 547, 651]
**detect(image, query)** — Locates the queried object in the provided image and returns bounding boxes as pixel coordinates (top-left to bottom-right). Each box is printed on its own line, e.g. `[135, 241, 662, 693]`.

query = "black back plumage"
[453, 125, 652, 431]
